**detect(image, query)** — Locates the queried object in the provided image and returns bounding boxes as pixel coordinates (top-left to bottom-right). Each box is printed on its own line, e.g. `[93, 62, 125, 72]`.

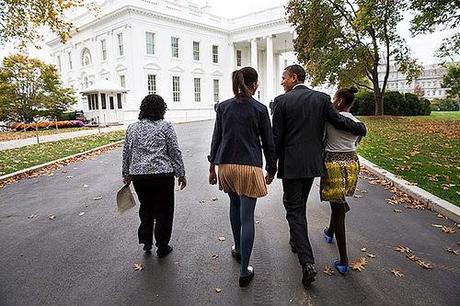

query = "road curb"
[0, 140, 124, 183]
[359, 156, 460, 223]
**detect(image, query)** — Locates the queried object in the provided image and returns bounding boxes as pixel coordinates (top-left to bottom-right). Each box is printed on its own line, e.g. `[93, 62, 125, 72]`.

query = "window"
[109, 96, 114, 109]
[94, 94, 99, 110]
[147, 74, 156, 94]
[101, 39, 107, 61]
[171, 37, 179, 58]
[117, 33, 124, 56]
[236, 50, 242, 67]
[172, 76, 180, 102]
[213, 79, 219, 103]
[438, 90, 442, 96]
[120, 75, 126, 88]
[194, 78, 201, 102]
[57, 55, 62, 72]
[101, 93, 107, 109]
[81, 48, 92, 66]
[193, 41, 200, 61]
[84, 77, 89, 88]
[87, 96, 92, 110]
[146, 32, 155, 55]
[68, 52, 73, 70]
[117, 93, 122, 109]
[212, 45, 218, 63]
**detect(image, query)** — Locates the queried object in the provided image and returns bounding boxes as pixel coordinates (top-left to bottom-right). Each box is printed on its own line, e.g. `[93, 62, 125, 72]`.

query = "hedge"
[351, 90, 431, 116]
[430, 98, 460, 111]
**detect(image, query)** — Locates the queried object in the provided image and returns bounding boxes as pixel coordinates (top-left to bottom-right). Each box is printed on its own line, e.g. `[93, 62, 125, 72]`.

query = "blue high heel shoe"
[334, 261, 349, 274]
[324, 228, 334, 243]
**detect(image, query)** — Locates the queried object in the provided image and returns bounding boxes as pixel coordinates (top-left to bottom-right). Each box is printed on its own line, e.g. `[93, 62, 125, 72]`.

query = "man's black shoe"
[302, 263, 317, 287]
[157, 245, 173, 258]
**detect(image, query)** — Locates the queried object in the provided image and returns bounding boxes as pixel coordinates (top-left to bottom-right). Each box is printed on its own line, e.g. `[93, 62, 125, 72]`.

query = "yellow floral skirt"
[218, 164, 267, 198]
[320, 152, 360, 203]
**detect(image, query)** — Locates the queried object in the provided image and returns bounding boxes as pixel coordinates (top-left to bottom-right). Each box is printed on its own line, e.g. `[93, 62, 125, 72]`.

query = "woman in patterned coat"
[122, 94, 186, 258]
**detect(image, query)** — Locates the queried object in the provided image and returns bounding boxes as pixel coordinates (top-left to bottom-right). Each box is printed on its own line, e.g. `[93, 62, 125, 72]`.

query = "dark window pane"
[109, 96, 114, 109]
[117, 93, 122, 109]
[101, 93, 106, 109]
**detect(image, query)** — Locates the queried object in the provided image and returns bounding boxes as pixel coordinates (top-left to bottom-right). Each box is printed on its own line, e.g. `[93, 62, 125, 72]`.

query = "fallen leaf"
[361, 247, 367, 252]
[66, 175, 73, 179]
[255, 220, 260, 224]
[48, 214, 56, 220]
[323, 266, 334, 276]
[394, 209, 402, 213]
[437, 214, 445, 219]
[212, 254, 219, 259]
[416, 259, 433, 269]
[361, 190, 368, 193]
[199, 200, 206, 204]
[406, 253, 418, 261]
[83, 184, 88, 188]
[441, 226, 456, 234]
[133, 263, 144, 271]
[218, 237, 226, 241]
[78, 212, 85, 216]
[93, 196, 102, 200]
[211, 197, 218, 201]
[446, 248, 460, 255]
[394, 245, 412, 253]
[350, 257, 368, 272]
[215, 288, 222, 293]
[353, 195, 362, 199]
[432, 224, 443, 228]
[28, 214, 38, 219]
[367, 253, 376, 258]
[390, 269, 404, 277]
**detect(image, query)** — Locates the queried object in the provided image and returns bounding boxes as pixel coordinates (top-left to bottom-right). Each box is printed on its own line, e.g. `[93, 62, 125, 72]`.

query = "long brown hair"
[232, 67, 258, 100]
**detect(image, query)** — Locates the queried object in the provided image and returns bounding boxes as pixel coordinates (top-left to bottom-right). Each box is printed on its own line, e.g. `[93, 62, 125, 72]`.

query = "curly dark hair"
[138, 94, 167, 121]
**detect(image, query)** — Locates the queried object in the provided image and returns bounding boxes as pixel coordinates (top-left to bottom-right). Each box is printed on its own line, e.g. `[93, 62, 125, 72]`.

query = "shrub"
[351, 90, 374, 115]
[430, 98, 460, 111]
[10, 120, 85, 131]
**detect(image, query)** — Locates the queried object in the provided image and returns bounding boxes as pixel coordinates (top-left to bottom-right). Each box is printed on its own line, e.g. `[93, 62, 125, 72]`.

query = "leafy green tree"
[286, 0, 422, 115]
[442, 63, 460, 106]
[0, 54, 76, 123]
[410, 0, 460, 58]
[0, 0, 99, 49]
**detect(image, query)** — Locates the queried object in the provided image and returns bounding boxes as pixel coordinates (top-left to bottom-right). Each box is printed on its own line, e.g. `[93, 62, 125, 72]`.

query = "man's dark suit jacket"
[272, 85, 367, 179]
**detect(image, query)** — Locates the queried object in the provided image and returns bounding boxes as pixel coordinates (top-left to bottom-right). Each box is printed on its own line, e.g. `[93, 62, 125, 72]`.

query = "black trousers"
[132, 176, 175, 249]
[282, 178, 315, 266]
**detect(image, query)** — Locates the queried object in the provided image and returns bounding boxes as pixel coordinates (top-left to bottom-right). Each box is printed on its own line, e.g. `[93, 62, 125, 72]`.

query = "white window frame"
[81, 48, 92, 66]
[171, 37, 179, 58]
[212, 45, 219, 63]
[193, 41, 200, 61]
[147, 74, 157, 95]
[194, 78, 201, 102]
[101, 39, 107, 61]
[172, 76, 180, 102]
[117, 33, 124, 56]
[213, 79, 219, 103]
[146, 32, 155, 55]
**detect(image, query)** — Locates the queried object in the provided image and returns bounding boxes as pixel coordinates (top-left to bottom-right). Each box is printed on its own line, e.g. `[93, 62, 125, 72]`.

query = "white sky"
[0, 0, 457, 65]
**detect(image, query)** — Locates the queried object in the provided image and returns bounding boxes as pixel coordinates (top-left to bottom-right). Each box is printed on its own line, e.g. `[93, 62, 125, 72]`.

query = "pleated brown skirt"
[218, 164, 267, 198]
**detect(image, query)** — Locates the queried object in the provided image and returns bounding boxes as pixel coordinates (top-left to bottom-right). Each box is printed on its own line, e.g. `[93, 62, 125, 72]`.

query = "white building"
[47, 0, 305, 125]
[378, 63, 448, 100]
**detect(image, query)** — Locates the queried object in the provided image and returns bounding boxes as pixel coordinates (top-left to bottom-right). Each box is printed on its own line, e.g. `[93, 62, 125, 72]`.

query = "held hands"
[123, 177, 131, 185]
[178, 176, 187, 190]
[265, 173, 274, 185]
[209, 170, 217, 185]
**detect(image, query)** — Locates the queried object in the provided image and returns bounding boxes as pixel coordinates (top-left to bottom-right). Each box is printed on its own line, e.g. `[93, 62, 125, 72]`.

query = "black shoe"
[239, 266, 254, 287]
[157, 245, 173, 258]
[143, 243, 152, 252]
[302, 263, 317, 287]
[231, 245, 241, 263]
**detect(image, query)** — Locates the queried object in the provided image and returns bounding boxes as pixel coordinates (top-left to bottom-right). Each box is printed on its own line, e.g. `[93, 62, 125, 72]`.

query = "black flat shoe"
[239, 266, 254, 287]
[143, 243, 152, 252]
[231, 245, 241, 263]
[157, 245, 173, 258]
[302, 263, 317, 287]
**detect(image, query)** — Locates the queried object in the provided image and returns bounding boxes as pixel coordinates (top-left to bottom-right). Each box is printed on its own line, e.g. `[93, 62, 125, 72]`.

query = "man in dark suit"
[272, 65, 367, 287]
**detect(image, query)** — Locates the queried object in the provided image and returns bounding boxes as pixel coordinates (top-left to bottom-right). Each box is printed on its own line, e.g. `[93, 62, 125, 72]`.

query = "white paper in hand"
[117, 184, 136, 214]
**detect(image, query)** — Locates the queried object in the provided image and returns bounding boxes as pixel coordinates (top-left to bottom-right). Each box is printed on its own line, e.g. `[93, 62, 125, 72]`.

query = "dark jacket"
[208, 97, 277, 175]
[272, 85, 366, 179]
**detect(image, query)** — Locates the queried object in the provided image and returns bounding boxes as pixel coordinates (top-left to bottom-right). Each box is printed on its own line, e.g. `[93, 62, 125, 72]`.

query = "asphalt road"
[0, 120, 459, 306]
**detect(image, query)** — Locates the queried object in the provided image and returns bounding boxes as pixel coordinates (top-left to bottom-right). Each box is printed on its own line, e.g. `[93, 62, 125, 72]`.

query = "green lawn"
[0, 130, 125, 176]
[358, 114, 460, 205]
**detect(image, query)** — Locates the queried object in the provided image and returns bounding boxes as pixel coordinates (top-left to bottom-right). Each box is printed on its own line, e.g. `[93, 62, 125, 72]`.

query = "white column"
[250, 39, 258, 70]
[229, 42, 235, 72]
[266, 35, 274, 104]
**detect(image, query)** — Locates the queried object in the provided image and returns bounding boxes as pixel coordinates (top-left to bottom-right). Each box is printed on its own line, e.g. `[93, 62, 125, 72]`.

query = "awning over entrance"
[80, 79, 129, 94]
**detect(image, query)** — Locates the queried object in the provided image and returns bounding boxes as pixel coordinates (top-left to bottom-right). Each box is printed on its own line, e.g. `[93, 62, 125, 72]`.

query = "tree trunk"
[374, 92, 384, 116]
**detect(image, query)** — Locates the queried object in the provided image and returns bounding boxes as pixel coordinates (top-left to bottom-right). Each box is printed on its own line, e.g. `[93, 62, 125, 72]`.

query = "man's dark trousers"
[282, 178, 315, 265]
